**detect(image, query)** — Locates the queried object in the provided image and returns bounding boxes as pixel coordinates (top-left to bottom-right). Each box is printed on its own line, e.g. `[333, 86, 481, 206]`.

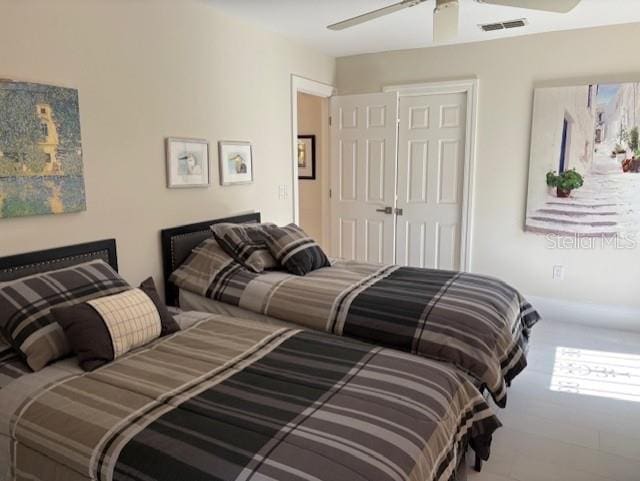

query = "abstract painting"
[0, 80, 86, 219]
[526, 82, 640, 238]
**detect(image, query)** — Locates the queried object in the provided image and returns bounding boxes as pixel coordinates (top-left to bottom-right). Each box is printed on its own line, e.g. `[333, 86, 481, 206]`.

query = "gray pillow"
[0, 260, 130, 371]
[211, 222, 277, 273]
[262, 224, 330, 276]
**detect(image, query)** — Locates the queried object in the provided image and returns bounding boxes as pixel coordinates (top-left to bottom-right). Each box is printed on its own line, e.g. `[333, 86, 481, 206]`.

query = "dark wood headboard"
[160, 212, 261, 306]
[0, 239, 118, 282]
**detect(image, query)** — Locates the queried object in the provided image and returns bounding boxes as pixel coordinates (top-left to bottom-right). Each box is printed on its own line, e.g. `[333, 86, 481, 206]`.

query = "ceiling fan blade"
[327, 0, 427, 31]
[433, 0, 459, 43]
[475, 0, 581, 13]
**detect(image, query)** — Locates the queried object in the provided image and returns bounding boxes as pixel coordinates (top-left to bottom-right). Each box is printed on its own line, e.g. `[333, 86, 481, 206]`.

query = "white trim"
[383, 79, 479, 272]
[527, 295, 640, 333]
[290, 75, 335, 224]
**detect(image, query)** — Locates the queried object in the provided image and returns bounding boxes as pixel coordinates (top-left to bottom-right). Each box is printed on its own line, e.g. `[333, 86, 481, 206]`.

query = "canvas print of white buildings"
[526, 82, 640, 238]
[0, 81, 86, 219]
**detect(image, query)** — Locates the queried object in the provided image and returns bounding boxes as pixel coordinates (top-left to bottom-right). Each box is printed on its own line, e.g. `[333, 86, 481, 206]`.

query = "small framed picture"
[297, 135, 316, 180]
[218, 141, 254, 186]
[165, 137, 210, 188]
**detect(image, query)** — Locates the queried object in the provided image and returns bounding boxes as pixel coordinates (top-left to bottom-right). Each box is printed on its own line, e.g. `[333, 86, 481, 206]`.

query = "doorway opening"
[291, 76, 334, 251]
[560, 115, 573, 173]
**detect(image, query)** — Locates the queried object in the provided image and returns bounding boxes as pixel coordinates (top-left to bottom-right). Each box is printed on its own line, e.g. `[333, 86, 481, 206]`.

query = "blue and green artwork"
[0, 80, 86, 219]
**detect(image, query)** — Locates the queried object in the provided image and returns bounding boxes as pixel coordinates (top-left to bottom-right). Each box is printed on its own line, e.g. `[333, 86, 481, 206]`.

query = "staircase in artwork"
[526, 171, 640, 237]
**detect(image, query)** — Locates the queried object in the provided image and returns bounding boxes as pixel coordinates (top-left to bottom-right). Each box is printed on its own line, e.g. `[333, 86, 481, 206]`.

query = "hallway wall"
[297, 92, 329, 248]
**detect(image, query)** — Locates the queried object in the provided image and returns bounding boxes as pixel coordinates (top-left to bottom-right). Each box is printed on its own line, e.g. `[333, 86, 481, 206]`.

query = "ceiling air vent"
[479, 18, 527, 32]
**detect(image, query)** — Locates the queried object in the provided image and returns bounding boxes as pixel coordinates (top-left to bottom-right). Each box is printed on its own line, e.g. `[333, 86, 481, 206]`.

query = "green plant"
[618, 125, 629, 146]
[546, 169, 584, 192]
[629, 127, 639, 153]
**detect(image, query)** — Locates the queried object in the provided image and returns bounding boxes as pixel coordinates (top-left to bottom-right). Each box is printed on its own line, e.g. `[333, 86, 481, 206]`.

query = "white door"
[395, 92, 467, 270]
[330, 92, 398, 264]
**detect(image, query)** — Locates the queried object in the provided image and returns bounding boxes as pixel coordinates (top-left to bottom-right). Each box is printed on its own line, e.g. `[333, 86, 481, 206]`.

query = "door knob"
[376, 206, 393, 214]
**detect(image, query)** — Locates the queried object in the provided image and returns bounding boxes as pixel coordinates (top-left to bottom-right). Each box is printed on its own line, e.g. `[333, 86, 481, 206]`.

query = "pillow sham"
[211, 222, 277, 273]
[0, 333, 30, 386]
[169, 238, 257, 301]
[53, 288, 164, 371]
[0, 260, 130, 371]
[262, 223, 330, 276]
[139, 277, 180, 335]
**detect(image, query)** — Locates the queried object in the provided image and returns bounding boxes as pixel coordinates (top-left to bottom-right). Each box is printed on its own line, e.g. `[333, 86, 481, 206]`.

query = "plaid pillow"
[263, 224, 330, 276]
[0, 260, 130, 371]
[53, 288, 163, 371]
[0, 333, 30, 386]
[169, 238, 258, 302]
[211, 223, 277, 273]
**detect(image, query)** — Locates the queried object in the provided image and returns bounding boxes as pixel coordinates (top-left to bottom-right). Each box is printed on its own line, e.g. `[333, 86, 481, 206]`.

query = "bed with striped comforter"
[7, 313, 499, 481]
[171, 258, 540, 407]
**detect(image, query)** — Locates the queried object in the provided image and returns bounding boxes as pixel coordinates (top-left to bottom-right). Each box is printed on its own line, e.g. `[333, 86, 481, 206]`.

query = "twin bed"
[0, 213, 539, 481]
[161, 213, 539, 408]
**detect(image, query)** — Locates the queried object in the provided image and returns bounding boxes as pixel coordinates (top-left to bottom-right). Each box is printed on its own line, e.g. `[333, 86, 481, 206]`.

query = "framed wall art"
[218, 141, 253, 186]
[0, 80, 86, 219]
[525, 82, 640, 238]
[165, 137, 210, 188]
[297, 134, 316, 180]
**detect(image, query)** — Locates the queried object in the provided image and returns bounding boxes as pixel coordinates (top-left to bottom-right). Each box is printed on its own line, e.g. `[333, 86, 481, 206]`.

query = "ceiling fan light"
[433, 0, 459, 43]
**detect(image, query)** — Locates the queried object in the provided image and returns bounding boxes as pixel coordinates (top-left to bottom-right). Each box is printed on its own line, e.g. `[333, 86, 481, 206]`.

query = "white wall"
[297, 93, 328, 248]
[336, 23, 640, 310]
[0, 0, 335, 287]
[527, 85, 595, 213]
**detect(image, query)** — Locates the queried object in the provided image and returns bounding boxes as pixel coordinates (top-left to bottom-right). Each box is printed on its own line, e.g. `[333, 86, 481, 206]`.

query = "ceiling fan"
[327, 0, 581, 43]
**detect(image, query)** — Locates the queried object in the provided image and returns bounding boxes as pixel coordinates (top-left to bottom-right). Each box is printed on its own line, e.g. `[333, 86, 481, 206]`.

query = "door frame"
[383, 79, 479, 272]
[290, 75, 334, 227]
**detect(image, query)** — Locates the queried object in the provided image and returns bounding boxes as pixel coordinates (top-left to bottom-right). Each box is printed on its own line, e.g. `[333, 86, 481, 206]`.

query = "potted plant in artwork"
[629, 127, 640, 173]
[632, 149, 640, 173]
[546, 169, 584, 198]
[613, 144, 627, 162]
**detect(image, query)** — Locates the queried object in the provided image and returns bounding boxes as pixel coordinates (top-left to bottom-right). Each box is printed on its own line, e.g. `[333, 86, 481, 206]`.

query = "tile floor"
[468, 320, 640, 481]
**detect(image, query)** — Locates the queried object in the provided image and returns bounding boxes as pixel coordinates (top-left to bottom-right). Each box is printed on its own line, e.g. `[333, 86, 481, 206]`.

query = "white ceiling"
[207, 0, 640, 57]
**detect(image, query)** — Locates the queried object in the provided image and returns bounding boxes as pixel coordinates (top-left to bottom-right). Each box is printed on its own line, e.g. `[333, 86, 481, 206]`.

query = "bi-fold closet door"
[330, 90, 467, 270]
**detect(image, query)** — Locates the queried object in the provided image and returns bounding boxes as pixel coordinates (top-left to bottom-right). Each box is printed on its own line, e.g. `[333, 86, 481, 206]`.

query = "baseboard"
[527, 295, 640, 333]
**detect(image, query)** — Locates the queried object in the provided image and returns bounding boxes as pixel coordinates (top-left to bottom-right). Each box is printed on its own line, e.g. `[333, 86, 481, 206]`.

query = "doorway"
[290, 76, 334, 250]
[560, 116, 572, 173]
[297, 93, 329, 248]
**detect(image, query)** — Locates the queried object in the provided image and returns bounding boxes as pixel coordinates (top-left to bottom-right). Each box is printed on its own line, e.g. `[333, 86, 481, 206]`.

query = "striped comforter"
[10, 314, 500, 481]
[172, 260, 540, 407]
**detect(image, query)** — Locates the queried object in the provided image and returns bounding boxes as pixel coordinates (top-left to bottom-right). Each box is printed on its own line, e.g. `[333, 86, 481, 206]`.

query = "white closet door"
[330, 92, 398, 264]
[395, 92, 467, 270]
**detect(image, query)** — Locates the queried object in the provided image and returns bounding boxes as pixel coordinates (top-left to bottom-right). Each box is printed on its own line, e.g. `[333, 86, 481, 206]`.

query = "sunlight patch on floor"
[550, 346, 640, 403]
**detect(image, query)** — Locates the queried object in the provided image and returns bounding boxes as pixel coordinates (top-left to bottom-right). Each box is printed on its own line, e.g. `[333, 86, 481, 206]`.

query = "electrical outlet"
[278, 185, 288, 200]
[552, 265, 565, 280]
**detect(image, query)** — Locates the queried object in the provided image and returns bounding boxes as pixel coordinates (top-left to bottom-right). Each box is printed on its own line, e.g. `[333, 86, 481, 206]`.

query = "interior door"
[330, 92, 398, 264]
[395, 92, 467, 270]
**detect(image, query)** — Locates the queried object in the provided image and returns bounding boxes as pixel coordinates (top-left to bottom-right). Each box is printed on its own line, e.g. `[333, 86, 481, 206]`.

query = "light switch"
[552, 265, 565, 280]
[278, 185, 288, 200]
